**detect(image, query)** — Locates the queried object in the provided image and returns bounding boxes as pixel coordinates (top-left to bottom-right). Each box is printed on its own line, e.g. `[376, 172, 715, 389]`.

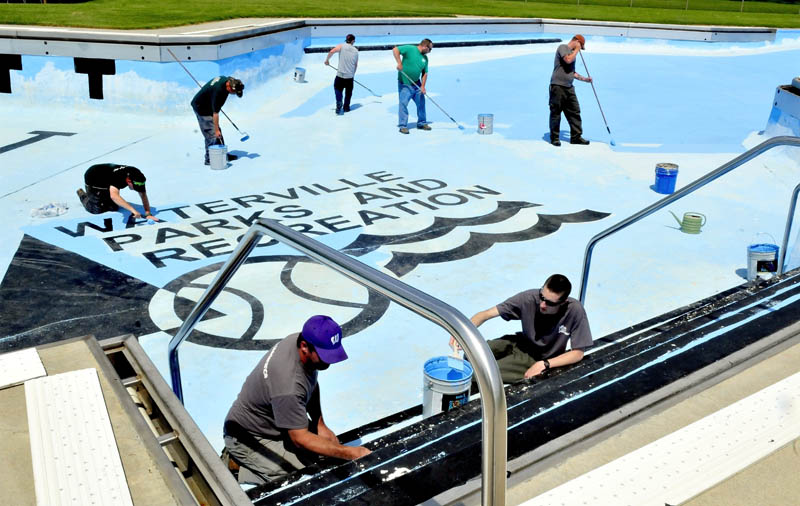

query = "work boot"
[550, 139, 561, 147]
[570, 137, 590, 145]
[399, 127, 410, 134]
[417, 124, 432, 131]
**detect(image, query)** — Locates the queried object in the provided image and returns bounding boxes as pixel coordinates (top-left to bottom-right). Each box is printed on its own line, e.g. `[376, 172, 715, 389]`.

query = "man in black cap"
[76, 163, 159, 221]
[190, 76, 244, 166]
[222, 315, 371, 485]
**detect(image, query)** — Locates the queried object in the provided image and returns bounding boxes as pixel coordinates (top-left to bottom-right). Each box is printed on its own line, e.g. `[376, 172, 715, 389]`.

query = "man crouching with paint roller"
[222, 315, 371, 485]
[450, 274, 593, 384]
[191, 76, 244, 166]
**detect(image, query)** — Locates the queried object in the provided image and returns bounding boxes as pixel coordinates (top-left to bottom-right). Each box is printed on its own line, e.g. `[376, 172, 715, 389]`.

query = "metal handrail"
[579, 135, 800, 304]
[779, 182, 800, 275]
[167, 218, 507, 506]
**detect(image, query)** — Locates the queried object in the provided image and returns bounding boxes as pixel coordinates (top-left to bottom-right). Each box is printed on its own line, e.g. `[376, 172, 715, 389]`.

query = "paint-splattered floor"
[2, 30, 800, 455]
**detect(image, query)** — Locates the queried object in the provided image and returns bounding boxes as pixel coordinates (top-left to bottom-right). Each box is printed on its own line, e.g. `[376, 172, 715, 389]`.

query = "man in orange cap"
[549, 34, 593, 146]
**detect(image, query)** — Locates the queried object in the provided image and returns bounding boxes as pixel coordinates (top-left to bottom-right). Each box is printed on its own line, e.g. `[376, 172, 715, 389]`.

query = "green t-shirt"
[191, 75, 230, 116]
[397, 45, 428, 85]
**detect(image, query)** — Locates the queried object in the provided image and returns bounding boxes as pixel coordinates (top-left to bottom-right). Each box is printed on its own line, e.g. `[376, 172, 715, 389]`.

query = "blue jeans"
[397, 81, 427, 128]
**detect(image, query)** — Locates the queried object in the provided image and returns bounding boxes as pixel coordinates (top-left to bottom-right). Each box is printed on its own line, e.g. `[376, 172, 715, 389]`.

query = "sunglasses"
[540, 289, 565, 307]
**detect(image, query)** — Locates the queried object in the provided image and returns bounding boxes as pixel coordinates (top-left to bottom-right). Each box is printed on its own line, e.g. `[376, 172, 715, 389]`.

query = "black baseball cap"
[228, 78, 245, 97]
[127, 167, 146, 192]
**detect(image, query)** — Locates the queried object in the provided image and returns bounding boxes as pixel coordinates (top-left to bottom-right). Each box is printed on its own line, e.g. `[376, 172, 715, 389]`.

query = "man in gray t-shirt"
[223, 315, 370, 485]
[548, 34, 593, 147]
[450, 274, 593, 383]
[324, 34, 359, 115]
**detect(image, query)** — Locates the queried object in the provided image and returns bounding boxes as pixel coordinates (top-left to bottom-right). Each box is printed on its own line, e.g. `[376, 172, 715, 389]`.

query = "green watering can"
[670, 211, 706, 234]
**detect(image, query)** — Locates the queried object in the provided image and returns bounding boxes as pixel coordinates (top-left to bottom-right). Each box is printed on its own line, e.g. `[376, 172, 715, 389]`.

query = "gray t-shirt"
[496, 289, 593, 359]
[224, 333, 318, 439]
[336, 43, 359, 79]
[550, 44, 576, 88]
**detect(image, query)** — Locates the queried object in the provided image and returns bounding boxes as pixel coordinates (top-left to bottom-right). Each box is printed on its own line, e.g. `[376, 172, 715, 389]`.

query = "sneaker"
[343, 107, 350, 113]
[227, 153, 238, 161]
[204, 160, 210, 166]
[336, 109, 344, 116]
[417, 124, 432, 131]
[570, 137, 590, 145]
[399, 127, 410, 134]
[550, 139, 561, 147]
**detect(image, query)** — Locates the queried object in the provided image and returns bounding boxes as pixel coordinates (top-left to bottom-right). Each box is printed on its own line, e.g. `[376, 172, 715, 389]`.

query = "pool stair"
[0, 335, 251, 506]
[247, 267, 800, 505]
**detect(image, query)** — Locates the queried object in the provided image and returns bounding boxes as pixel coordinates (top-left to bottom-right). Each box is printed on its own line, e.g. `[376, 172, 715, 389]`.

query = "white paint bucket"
[294, 67, 306, 82]
[422, 356, 473, 418]
[208, 144, 228, 170]
[747, 243, 779, 281]
[477, 113, 493, 135]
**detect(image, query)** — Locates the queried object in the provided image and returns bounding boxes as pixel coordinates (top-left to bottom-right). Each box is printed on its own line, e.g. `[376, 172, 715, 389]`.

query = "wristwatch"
[543, 359, 551, 371]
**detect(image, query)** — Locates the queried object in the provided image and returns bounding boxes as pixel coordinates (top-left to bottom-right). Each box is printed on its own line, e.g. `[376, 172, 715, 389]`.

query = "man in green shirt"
[190, 76, 244, 165]
[392, 39, 433, 134]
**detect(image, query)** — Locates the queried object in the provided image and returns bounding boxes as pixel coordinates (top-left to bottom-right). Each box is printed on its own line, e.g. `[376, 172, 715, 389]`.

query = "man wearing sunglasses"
[450, 274, 592, 383]
[222, 315, 371, 485]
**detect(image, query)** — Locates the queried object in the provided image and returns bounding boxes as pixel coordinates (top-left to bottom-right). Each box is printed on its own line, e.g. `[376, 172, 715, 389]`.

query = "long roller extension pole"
[399, 69, 465, 130]
[579, 51, 615, 146]
[325, 63, 382, 97]
[166, 48, 249, 142]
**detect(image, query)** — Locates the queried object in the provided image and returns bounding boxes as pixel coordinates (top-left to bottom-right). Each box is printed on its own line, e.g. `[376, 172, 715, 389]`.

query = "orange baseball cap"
[573, 34, 586, 48]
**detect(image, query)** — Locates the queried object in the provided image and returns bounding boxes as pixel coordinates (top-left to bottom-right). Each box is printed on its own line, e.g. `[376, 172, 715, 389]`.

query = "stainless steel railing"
[579, 135, 800, 304]
[167, 218, 507, 506]
[779, 182, 800, 275]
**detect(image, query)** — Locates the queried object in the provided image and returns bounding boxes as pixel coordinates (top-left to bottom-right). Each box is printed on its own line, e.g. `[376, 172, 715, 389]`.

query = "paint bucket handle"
[752, 232, 777, 245]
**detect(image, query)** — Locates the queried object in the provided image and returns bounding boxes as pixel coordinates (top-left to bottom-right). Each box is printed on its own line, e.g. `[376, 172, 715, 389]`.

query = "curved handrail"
[579, 135, 800, 304]
[167, 218, 507, 506]
[779, 182, 800, 276]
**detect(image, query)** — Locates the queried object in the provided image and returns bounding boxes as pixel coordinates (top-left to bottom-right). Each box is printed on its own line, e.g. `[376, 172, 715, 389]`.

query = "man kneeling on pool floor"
[450, 274, 593, 384]
[222, 315, 371, 485]
[76, 163, 160, 221]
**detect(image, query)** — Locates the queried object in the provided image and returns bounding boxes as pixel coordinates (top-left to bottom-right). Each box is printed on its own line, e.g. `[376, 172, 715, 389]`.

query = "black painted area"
[0, 234, 216, 351]
[0, 54, 22, 94]
[305, 38, 563, 53]
[0, 130, 76, 155]
[73, 57, 115, 100]
[250, 270, 800, 505]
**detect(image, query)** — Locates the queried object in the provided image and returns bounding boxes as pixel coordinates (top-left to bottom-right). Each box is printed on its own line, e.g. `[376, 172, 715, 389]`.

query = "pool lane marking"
[0, 135, 153, 200]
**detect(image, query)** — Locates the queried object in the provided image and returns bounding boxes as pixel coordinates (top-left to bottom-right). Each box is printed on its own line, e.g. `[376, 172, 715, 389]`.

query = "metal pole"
[167, 219, 508, 505]
[779, 183, 800, 276]
[168, 228, 262, 402]
[579, 136, 800, 305]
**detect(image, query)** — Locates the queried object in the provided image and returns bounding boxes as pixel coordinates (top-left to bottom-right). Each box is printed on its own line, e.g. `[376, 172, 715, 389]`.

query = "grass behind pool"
[1, 0, 799, 29]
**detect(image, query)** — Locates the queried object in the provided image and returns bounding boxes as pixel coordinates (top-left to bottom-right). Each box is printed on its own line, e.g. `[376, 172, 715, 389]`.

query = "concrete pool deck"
[1, 18, 800, 504]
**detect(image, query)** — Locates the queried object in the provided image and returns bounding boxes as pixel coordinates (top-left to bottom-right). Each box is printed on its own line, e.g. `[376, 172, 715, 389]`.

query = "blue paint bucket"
[654, 163, 679, 194]
[422, 356, 473, 418]
[747, 243, 779, 281]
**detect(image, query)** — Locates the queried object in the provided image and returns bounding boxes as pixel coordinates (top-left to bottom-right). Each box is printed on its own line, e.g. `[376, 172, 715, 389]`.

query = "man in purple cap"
[222, 315, 371, 485]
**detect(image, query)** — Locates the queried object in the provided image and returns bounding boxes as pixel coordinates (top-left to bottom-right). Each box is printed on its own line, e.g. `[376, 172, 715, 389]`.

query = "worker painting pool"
[1, 28, 799, 461]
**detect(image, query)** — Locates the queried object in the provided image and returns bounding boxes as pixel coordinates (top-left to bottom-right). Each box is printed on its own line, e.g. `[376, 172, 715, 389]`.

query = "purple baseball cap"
[302, 315, 348, 364]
